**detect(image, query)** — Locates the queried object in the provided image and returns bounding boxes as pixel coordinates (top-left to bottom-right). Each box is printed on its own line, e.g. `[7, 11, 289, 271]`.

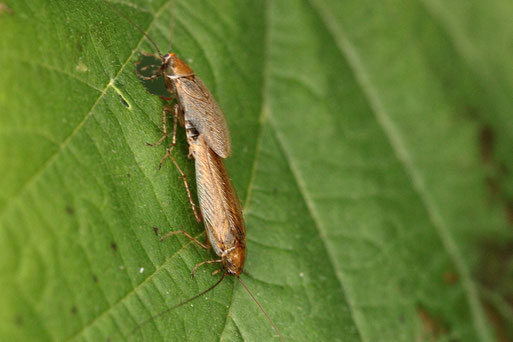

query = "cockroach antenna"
[237, 276, 285, 342]
[125, 272, 228, 339]
[102, 0, 163, 59]
[168, 0, 176, 51]
[122, 272, 285, 341]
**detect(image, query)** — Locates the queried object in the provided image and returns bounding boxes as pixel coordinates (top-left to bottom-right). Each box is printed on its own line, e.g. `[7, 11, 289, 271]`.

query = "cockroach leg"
[157, 147, 172, 169]
[174, 104, 186, 127]
[140, 64, 161, 72]
[191, 259, 222, 278]
[160, 230, 208, 249]
[140, 51, 159, 57]
[161, 149, 203, 222]
[136, 72, 162, 81]
[135, 59, 162, 80]
[147, 106, 174, 147]
[159, 95, 175, 102]
[220, 246, 235, 257]
[149, 104, 181, 150]
[170, 105, 179, 149]
[156, 105, 202, 222]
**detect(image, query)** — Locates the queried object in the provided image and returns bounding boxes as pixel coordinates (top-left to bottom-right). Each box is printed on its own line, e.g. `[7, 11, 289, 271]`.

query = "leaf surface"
[1, 0, 512, 341]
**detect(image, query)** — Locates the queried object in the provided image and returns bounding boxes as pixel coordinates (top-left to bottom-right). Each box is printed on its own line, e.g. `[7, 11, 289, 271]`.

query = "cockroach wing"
[193, 135, 245, 258]
[176, 77, 231, 158]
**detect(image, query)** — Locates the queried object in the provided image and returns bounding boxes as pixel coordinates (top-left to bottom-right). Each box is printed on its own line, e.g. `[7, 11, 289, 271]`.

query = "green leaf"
[1, 0, 512, 341]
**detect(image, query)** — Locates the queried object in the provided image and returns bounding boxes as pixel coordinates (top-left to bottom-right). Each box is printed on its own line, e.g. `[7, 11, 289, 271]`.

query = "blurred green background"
[1, 0, 513, 341]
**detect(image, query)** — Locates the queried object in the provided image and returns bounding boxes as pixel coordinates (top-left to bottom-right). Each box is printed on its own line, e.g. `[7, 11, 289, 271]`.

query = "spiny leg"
[160, 148, 202, 222]
[174, 103, 186, 127]
[147, 106, 175, 147]
[168, 105, 178, 153]
[150, 103, 180, 154]
[135, 63, 162, 81]
[137, 73, 161, 81]
[146, 103, 201, 222]
[159, 95, 175, 102]
[191, 259, 222, 278]
[157, 105, 202, 223]
[140, 64, 161, 72]
[160, 229, 208, 248]
[135, 53, 162, 80]
[211, 269, 223, 276]
[141, 51, 160, 57]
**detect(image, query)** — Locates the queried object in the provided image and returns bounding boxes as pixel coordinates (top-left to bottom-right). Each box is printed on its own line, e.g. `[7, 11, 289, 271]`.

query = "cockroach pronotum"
[103, 1, 284, 340]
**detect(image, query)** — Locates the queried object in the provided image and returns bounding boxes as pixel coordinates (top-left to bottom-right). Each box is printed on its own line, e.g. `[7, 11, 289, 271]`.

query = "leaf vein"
[307, 0, 492, 340]
[218, 0, 272, 339]
[0, 1, 169, 226]
[269, 117, 365, 342]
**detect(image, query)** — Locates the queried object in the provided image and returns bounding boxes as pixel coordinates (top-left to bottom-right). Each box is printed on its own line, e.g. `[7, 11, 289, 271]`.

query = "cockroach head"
[222, 245, 246, 276]
[162, 53, 195, 77]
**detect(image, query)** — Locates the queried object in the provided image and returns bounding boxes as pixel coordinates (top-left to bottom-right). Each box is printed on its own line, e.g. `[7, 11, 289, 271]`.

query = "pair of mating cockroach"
[104, 1, 283, 341]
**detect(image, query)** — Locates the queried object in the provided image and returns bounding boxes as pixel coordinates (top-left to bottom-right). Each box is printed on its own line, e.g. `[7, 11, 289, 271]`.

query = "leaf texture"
[0, 0, 512, 341]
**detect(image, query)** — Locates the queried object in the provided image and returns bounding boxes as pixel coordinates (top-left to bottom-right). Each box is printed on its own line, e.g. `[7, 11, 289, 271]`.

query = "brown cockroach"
[142, 130, 283, 341]
[152, 111, 284, 340]
[161, 132, 245, 277]
[103, 1, 284, 340]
